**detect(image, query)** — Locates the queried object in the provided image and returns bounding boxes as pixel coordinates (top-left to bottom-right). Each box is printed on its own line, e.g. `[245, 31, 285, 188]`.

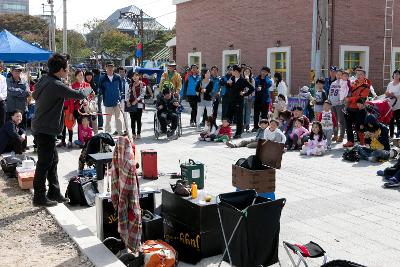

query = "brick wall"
[176, 0, 399, 95]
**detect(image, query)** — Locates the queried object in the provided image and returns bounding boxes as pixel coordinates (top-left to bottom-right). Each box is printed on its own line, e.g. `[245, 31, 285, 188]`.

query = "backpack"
[65, 176, 99, 206]
[342, 148, 361, 162]
[143, 240, 178, 267]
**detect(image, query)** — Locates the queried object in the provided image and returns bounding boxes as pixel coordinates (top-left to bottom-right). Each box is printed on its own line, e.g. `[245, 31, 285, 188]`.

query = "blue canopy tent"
[0, 29, 52, 63]
[134, 67, 165, 83]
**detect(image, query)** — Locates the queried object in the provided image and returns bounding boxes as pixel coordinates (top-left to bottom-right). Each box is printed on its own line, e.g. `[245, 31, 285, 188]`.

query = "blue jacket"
[220, 74, 231, 96]
[99, 74, 122, 107]
[255, 76, 272, 104]
[324, 77, 336, 94]
[211, 76, 220, 97]
[185, 75, 200, 96]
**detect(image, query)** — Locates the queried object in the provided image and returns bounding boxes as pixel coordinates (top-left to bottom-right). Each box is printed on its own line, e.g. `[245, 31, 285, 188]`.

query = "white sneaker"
[196, 126, 202, 132]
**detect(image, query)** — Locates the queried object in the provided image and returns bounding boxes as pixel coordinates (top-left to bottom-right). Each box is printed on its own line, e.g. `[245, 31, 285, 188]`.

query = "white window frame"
[339, 45, 369, 76]
[267, 46, 291, 90]
[392, 47, 400, 72]
[187, 52, 201, 69]
[222, 49, 240, 73]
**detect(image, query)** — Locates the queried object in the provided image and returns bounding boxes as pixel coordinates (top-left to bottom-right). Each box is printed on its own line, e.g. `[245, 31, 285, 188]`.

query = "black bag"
[0, 155, 36, 177]
[235, 155, 268, 170]
[342, 148, 361, 162]
[65, 176, 99, 206]
[170, 179, 191, 197]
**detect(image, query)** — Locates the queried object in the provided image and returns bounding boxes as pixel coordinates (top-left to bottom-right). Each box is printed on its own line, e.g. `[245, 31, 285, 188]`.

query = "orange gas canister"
[141, 150, 158, 180]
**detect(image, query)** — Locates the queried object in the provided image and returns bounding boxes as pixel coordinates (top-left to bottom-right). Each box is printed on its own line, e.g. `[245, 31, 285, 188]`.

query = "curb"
[28, 188, 124, 267]
[46, 202, 125, 267]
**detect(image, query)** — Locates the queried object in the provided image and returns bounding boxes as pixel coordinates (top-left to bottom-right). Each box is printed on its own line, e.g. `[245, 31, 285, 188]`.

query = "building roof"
[151, 46, 171, 61]
[166, 37, 176, 47]
[106, 5, 167, 34]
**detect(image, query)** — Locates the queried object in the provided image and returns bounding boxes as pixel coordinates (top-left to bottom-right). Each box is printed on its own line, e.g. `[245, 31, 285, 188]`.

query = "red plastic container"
[141, 150, 158, 180]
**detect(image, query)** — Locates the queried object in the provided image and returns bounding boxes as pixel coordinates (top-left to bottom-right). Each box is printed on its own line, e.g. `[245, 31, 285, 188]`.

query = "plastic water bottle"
[191, 182, 198, 199]
[11, 151, 15, 157]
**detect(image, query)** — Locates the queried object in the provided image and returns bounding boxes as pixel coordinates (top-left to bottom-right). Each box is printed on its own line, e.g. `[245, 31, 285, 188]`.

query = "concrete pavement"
[31, 105, 400, 266]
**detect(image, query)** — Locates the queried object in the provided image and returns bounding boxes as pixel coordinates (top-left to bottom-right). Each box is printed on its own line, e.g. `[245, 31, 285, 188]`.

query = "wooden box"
[17, 170, 35, 190]
[232, 165, 276, 192]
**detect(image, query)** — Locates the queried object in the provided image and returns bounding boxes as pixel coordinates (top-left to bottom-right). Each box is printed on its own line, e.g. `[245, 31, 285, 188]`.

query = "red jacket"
[64, 81, 90, 112]
[348, 78, 370, 109]
[218, 125, 232, 139]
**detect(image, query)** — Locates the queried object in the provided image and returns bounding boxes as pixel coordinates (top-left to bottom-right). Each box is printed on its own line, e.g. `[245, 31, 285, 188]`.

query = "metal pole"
[63, 0, 67, 54]
[140, 9, 144, 66]
[320, 0, 329, 77]
[49, 0, 56, 52]
[311, 0, 318, 71]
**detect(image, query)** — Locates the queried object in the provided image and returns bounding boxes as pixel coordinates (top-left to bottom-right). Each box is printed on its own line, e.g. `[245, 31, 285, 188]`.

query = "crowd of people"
[2, 52, 400, 205]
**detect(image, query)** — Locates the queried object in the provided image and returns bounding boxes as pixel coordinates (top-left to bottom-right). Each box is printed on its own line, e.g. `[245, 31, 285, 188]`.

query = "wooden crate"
[232, 164, 276, 192]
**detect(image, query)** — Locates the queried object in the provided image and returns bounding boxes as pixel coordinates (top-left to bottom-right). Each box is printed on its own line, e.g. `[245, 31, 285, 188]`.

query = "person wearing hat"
[324, 66, 338, 93]
[0, 61, 6, 128]
[98, 61, 124, 135]
[184, 64, 201, 126]
[6, 65, 30, 130]
[156, 83, 179, 137]
[160, 61, 182, 97]
[226, 64, 255, 138]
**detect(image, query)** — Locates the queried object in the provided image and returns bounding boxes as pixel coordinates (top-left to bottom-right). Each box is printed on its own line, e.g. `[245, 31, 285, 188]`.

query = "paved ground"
[25, 104, 400, 267]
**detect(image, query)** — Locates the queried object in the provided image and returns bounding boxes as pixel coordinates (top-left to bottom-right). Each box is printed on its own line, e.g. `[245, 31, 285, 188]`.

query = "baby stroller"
[78, 132, 115, 171]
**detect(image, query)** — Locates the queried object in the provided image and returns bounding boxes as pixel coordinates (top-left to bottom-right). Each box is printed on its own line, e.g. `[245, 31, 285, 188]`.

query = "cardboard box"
[17, 170, 35, 190]
[232, 165, 276, 192]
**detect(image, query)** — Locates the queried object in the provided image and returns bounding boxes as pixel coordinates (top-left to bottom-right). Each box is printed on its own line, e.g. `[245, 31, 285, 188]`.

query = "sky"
[29, 0, 176, 32]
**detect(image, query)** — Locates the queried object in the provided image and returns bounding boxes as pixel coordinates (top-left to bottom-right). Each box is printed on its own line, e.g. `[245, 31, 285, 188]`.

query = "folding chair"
[283, 241, 327, 267]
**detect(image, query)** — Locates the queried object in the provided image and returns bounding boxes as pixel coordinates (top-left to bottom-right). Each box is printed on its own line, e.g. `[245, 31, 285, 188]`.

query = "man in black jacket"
[32, 54, 91, 207]
[157, 87, 179, 137]
[226, 65, 255, 138]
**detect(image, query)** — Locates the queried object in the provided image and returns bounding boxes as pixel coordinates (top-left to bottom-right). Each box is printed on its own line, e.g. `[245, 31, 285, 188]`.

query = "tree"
[143, 30, 174, 59]
[84, 19, 113, 53]
[100, 30, 137, 58]
[0, 14, 48, 48]
[55, 30, 91, 62]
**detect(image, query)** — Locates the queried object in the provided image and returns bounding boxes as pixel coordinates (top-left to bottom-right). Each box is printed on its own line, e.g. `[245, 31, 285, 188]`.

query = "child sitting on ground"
[263, 119, 286, 143]
[300, 121, 327, 156]
[273, 94, 287, 119]
[288, 118, 309, 150]
[317, 100, 337, 150]
[74, 117, 93, 148]
[226, 119, 268, 148]
[214, 118, 232, 142]
[199, 116, 218, 141]
[278, 110, 291, 132]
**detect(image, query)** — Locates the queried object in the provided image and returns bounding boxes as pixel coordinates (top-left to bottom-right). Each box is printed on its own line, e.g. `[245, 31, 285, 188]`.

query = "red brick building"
[173, 0, 400, 94]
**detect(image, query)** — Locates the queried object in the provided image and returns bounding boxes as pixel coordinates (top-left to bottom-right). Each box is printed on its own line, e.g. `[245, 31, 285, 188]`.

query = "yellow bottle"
[191, 182, 198, 199]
